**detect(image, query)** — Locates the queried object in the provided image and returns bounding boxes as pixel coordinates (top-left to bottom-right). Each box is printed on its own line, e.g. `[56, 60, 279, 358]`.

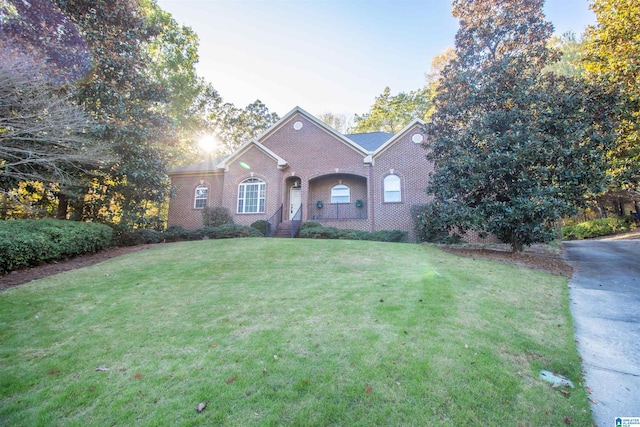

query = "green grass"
[0, 239, 591, 426]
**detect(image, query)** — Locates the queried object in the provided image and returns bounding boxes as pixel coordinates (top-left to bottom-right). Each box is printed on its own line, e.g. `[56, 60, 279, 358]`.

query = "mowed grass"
[0, 239, 590, 426]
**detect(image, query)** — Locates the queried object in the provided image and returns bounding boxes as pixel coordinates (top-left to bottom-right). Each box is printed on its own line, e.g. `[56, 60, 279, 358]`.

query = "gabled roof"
[258, 106, 370, 156]
[169, 158, 225, 175]
[217, 139, 289, 170]
[344, 132, 393, 152]
[372, 118, 427, 158]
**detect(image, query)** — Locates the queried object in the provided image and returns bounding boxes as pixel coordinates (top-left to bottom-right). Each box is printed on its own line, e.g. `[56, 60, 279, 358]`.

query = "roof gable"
[372, 119, 427, 158]
[258, 106, 369, 156]
[217, 139, 289, 170]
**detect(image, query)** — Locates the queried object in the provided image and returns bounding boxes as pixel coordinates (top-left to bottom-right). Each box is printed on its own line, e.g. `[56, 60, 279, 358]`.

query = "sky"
[155, 0, 596, 118]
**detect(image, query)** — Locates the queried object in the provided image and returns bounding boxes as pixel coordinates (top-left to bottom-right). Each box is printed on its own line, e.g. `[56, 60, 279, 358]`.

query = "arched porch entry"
[308, 173, 368, 220]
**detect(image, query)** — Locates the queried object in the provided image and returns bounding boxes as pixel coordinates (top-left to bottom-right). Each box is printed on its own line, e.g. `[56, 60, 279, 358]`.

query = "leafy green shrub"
[204, 224, 263, 239]
[116, 229, 163, 246]
[250, 220, 269, 236]
[562, 216, 636, 240]
[202, 206, 233, 227]
[162, 226, 192, 242]
[298, 222, 406, 243]
[367, 230, 407, 243]
[0, 219, 112, 273]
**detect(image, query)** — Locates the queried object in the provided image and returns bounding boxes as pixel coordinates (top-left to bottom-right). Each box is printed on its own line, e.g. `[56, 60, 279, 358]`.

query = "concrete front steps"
[272, 220, 293, 238]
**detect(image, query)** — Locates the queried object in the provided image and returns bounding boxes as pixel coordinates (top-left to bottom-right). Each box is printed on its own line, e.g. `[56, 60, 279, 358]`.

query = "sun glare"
[198, 134, 218, 153]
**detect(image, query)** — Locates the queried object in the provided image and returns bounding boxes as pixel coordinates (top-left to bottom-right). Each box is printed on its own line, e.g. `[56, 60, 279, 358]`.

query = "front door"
[289, 186, 301, 219]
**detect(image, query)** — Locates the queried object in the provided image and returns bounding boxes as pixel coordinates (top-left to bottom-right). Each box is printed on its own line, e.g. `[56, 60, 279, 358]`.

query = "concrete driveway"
[564, 236, 640, 427]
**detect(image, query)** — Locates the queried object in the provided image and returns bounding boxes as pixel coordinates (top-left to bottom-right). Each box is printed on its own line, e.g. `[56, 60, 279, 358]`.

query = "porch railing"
[265, 204, 283, 237]
[291, 205, 302, 238]
[308, 202, 367, 221]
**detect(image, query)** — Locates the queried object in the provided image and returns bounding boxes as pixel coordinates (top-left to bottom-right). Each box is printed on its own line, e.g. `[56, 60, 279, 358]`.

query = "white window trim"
[194, 185, 208, 209]
[383, 174, 402, 203]
[331, 184, 351, 204]
[237, 178, 266, 213]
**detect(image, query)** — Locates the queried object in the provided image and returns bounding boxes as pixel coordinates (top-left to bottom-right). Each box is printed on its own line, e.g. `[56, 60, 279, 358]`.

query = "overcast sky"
[155, 0, 596, 118]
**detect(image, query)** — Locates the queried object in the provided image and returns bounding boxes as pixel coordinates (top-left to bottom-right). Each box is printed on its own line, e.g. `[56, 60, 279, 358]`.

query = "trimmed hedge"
[0, 219, 113, 273]
[562, 216, 637, 240]
[116, 224, 263, 246]
[298, 222, 407, 243]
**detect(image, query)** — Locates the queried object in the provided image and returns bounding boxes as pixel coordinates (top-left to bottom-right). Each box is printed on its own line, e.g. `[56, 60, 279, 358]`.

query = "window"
[194, 185, 208, 209]
[383, 175, 401, 203]
[237, 178, 265, 213]
[331, 184, 350, 204]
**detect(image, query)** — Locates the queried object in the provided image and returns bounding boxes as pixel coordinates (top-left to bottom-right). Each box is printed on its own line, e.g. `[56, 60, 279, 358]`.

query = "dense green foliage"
[299, 222, 407, 242]
[0, 0, 278, 227]
[250, 220, 269, 236]
[562, 216, 636, 240]
[0, 219, 112, 273]
[201, 206, 233, 228]
[424, 0, 616, 251]
[353, 87, 431, 133]
[117, 224, 262, 246]
[582, 0, 640, 193]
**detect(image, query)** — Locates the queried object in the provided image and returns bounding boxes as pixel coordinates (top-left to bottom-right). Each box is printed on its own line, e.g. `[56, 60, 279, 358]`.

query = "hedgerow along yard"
[0, 238, 591, 425]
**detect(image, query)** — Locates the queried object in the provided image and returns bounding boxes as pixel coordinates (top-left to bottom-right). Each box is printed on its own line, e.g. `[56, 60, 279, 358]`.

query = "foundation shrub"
[298, 222, 406, 242]
[202, 206, 233, 227]
[0, 219, 112, 273]
[250, 220, 269, 236]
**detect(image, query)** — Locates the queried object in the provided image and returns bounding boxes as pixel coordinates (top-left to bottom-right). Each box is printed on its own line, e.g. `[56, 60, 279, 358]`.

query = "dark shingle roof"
[169, 158, 225, 174]
[344, 132, 393, 152]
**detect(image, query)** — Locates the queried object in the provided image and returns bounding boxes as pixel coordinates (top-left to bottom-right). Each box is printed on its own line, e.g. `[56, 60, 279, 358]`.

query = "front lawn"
[0, 239, 590, 426]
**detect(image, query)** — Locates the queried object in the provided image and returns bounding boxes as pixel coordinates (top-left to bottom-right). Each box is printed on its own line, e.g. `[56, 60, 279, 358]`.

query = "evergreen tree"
[424, 0, 616, 251]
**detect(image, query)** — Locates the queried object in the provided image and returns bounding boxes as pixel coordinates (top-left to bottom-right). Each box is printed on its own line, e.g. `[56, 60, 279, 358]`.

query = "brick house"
[167, 106, 435, 240]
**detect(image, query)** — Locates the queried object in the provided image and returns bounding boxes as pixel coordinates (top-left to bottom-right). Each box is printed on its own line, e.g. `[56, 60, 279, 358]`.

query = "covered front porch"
[266, 173, 369, 237]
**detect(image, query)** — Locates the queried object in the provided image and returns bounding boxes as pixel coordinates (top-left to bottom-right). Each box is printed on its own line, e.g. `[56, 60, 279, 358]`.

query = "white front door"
[289, 186, 301, 219]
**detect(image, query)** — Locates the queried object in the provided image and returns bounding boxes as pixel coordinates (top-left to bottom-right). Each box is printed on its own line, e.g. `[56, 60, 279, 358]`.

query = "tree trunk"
[56, 193, 69, 220]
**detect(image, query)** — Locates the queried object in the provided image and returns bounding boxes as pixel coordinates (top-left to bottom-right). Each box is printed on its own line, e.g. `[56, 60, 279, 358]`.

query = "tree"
[318, 112, 353, 134]
[52, 0, 191, 227]
[353, 87, 432, 134]
[208, 100, 280, 154]
[582, 0, 640, 194]
[0, 49, 107, 200]
[424, 0, 616, 251]
[544, 31, 585, 77]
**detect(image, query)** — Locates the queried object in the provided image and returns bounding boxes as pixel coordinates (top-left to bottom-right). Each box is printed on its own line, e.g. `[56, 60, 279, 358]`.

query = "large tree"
[424, 0, 616, 251]
[353, 87, 431, 134]
[582, 0, 640, 195]
[0, 49, 107, 200]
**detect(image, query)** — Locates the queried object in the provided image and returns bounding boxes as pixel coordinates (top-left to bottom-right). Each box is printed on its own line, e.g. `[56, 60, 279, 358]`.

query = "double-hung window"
[383, 175, 401, 203]
[237, 178, 265, 213]
[330, 184, 350, 204]
[194, 185, 208, 209]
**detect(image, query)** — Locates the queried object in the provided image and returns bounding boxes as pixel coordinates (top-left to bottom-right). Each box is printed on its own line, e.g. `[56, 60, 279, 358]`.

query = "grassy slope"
[0, 239, 590, 426]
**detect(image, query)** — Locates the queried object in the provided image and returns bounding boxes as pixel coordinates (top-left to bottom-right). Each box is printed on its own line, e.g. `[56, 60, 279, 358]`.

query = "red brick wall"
[167, 171, 224, 229]
[167, 112, 438, 240]
[372, 123, 434, 241]
[222, 145, 284, 226]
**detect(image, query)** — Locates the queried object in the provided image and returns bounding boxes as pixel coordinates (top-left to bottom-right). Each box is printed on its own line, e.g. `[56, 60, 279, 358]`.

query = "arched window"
[238, 178, 265, 213]
[331, 184, 350, 204]
[194, 185, 208, 209]
[383, 175, 401, 203]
